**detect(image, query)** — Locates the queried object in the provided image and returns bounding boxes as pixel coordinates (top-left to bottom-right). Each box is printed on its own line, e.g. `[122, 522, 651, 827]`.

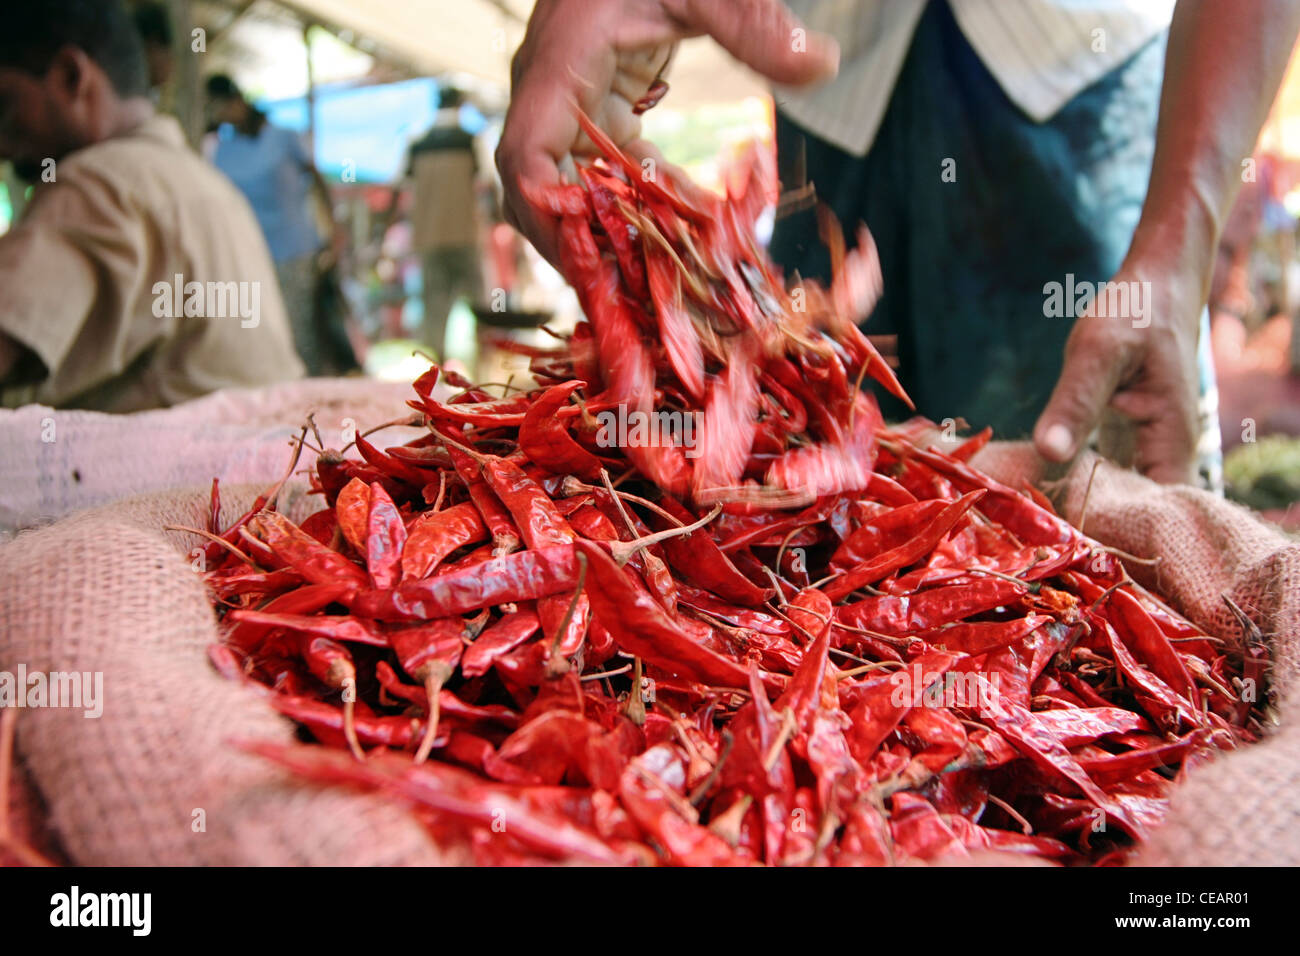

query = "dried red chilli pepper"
[418, 394, 530, 428]
[435, 543, 497, 575]
[400, 502, 488, 580]
[976, 695, 1143, 839]
[653, 495, 773, 607]
[618, 759, 751, 866]
[350, 545, 581, 622]
[914, 614, 1049, 656]
[574, 539, 761, 691]
[335, 478, 370, 554]
[386, 444, 454, 471]
[291, 636, 364, 758]
[460, 607, 543, 678]
[208, 478, 222, 535]
[270, 695, 429, 751]
[947, 427, 993, 462]
[226, 609, 388, 648]
[519, 381, 606, 480]
[209, 567, 304, 603]
[354, 434, 434, 489]
[830, 498, 950, 570]
[580, 166, 649, 301]
[222, 583, 352, 653]
[822, 490, 986, 601]
[245, 513, 367, 592]
[717, 499, 835, 553]
[773, 588, 835, 729]
[444, 435, 593, 662]
[389, 618, 467, 762]
[865, 471, 918, 507]
[1098, 584, 1198, 703]
[442, 440, 522, 557]
[373, 662, 520, 729]
[365, 482, 406, 590]
[245, 741, 636, 864]
[200, 106, 1257, 866]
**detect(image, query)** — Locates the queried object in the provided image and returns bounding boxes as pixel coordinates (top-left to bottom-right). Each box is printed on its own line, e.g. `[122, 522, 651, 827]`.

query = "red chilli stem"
[607, 504, 723, 567]
[164, 525, 258, 568]
[546, 550, 590, 678]
[337, 663, 364, 762]
[413, 662, 454, 765]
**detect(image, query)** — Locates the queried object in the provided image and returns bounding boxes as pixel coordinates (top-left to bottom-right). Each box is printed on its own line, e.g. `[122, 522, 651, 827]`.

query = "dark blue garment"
[212, 122, 321, 263]
[771, 0, 1168, 439]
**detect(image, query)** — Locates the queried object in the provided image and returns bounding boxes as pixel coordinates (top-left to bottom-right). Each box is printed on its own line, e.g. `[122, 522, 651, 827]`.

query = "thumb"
[671, 0, 839, 86]
[1034, 327, 1128, 464]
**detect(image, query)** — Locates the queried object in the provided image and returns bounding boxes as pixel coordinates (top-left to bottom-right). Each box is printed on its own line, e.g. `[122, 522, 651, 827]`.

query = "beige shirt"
[0, 114, 305, 412]
[411, 148, 478, 252]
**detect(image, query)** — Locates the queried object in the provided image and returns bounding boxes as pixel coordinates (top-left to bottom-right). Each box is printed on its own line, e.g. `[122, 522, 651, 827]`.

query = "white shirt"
[777, 0, 1176, 157]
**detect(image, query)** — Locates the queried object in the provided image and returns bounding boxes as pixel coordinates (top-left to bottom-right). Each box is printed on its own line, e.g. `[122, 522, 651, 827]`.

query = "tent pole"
[303, 20, 317, 150]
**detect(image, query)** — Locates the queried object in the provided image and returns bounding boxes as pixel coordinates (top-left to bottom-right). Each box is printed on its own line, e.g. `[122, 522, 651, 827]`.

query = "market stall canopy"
[274, 0, 770, 106]
[1259, 38, 1300, 160]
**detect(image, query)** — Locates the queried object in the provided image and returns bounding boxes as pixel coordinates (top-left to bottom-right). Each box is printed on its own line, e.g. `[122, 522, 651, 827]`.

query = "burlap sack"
[970, 444, 1300, 865]
[0, 481, 459, 866]
[1, 387, 1295, 863]
[1, 380, 450, 866]
[0, 377, 420, 539]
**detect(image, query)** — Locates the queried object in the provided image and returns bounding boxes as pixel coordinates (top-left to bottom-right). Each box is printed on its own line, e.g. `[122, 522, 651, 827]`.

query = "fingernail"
[1041, 423, 1074, 460]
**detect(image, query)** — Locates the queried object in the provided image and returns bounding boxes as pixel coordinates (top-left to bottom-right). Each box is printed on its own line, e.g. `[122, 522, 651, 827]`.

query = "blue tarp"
[262, 79, 486, 184]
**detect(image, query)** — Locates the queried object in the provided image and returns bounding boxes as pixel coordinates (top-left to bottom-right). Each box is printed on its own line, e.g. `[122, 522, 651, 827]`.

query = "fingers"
[501, 155, 565, 269]
[1136, 433, 1199, 485]
[497, 2, 624, 267]
[1108, 373, 1201, 485]
[670, 0, 839, 85]
[1033, 319, 1134, 464]
[499, 0, 835, 266]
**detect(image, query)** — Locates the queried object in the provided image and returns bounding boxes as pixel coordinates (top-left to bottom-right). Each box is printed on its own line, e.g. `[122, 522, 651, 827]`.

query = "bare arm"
[1036, 0, 1300, 483]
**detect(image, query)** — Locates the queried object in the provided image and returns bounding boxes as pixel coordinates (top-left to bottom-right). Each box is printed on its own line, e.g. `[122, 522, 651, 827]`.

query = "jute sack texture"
[971, 444, 1300, 865]
[0, 482, 456, 865]
[0, 378, 420, 539]
[0, 389, 1295, 863]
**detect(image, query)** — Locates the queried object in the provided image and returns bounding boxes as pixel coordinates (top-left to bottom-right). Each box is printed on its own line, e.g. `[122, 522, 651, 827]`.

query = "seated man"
[0, 0, 304, 412]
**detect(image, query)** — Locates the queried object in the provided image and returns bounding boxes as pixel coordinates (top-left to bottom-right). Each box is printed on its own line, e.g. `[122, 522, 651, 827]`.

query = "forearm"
[1127, 0, 1300, 305]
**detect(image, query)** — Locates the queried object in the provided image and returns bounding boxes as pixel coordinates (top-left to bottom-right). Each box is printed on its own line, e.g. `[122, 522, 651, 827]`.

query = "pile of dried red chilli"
[198, 116, 1263, 865]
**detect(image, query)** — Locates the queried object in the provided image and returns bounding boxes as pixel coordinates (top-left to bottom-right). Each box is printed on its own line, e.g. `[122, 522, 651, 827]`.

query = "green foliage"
[1225, 435, 1300, 511]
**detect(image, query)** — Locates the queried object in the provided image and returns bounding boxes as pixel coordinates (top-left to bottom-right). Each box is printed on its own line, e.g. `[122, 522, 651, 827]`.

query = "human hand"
[1033, 260, 1205, 485]
[496, 0, 839, 266]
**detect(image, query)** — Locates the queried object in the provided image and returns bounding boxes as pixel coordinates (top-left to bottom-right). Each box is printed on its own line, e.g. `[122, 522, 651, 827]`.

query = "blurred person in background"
[0, 0, 303, 412]
[497, 0, 1300, 489]
[391, 86, 484, 361]
[205, 73, 356, 376]
[131, 0, 174, 96]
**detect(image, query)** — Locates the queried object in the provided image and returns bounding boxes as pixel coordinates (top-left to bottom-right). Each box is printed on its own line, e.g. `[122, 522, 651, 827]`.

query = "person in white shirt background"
[496, 0, 1300, 488]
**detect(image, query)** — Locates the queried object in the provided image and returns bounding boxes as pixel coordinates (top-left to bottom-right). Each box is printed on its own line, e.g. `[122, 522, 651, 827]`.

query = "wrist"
[1123, 181, 1220, 298]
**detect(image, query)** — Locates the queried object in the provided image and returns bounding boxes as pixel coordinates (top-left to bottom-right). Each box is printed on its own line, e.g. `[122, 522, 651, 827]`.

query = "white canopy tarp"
[274, 0, 769, 106]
